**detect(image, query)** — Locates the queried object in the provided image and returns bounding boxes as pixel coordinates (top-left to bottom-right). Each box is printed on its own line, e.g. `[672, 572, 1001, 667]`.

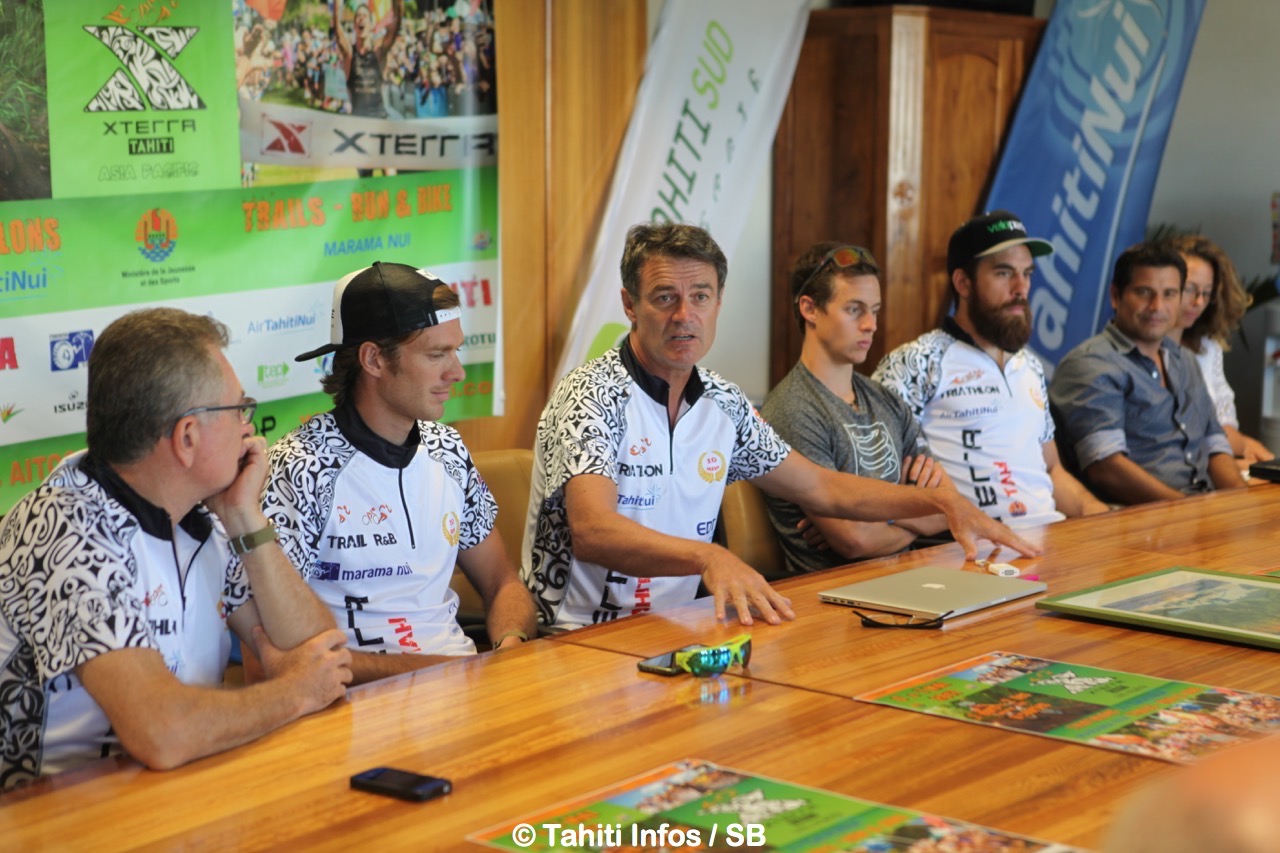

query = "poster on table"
[1037, 567, 1280, 650]
[857, 651, 1280, 764]
[470, 758, 1080, 852]
[0, 0, 500, 515]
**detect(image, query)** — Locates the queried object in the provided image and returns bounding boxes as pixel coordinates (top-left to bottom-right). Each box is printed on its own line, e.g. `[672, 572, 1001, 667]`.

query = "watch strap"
[494, 630, 529, 647]
[228, 521, 278, 556]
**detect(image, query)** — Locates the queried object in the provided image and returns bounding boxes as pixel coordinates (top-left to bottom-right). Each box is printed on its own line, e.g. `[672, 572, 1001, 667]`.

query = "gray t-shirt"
[761, 363, 929, 573]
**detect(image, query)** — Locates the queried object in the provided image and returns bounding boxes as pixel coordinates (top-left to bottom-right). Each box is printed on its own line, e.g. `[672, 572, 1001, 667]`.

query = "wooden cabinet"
[770, 6, 1044, 385]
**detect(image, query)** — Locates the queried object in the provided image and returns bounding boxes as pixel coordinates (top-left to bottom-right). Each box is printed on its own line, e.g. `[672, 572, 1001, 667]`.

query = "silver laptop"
[819, 566, 1046, 619]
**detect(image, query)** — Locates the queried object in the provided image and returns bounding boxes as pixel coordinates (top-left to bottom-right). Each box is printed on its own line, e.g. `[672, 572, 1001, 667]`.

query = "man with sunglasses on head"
[874, 211, 1107, 527]
[524, 222, 1041, 632]
[262, 263, 535, 685]
[761, 242, 951, 573]
[0, 308, 352, 790]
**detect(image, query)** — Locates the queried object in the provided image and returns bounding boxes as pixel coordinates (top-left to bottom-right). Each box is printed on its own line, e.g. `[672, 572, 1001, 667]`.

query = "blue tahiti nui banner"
[985, 0, 1206, 369]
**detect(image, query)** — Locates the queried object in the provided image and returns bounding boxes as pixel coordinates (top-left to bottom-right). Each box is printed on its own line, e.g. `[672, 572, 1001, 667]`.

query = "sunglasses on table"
[794, 245, 878, 304]
[851, 609, 954, 630]
[673, 634, 753, 677]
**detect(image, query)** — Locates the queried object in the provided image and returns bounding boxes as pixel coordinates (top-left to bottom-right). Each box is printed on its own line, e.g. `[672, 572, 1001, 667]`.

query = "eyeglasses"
[794, 245, 878, 304]
[1183, 285, 1213, 304]
[171, 397, 258, 431]
[852, 609, 953, 630]
[673, 634, 752, 677]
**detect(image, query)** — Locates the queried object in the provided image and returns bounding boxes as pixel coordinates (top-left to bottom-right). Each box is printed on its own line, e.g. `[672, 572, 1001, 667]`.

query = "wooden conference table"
[2, 485, 1278, 850]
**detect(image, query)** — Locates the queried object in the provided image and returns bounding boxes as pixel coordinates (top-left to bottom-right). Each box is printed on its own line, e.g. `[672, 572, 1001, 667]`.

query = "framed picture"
[1036, 568, 1280, 650]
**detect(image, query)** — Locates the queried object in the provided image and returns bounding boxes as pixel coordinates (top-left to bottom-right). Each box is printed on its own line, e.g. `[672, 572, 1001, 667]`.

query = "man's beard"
[971, 294, 1031, 353]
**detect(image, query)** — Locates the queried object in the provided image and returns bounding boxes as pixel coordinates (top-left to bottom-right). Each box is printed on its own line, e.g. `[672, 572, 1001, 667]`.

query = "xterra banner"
[0, 0, 500, 514]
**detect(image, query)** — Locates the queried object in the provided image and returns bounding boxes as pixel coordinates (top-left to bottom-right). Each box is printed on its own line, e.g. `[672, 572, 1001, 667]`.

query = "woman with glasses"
[1168, 235, 1275, 468]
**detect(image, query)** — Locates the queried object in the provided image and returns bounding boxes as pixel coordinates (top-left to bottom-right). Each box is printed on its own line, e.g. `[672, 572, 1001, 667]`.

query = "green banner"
[44, 2, 242, 197]
[0, 0, 502, 514]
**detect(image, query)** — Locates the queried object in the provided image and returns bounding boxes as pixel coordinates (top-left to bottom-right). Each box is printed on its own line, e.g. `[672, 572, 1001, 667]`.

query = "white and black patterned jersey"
[873, 318, 1061, 528]
[263, 405, 496, 657]
[523, 340, 791, 630]
[0, 451, 249, 789]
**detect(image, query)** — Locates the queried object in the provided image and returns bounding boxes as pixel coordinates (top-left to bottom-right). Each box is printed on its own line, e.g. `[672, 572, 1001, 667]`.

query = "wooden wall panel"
[770, 8, 1042, 389]
[453, 0, 547, 452]
[920, 11, 1043, 333]
[454, 0, 646, 453]
[881, 10, 926, 367]
[771, 10, 889, 388]
[547, 0, 648, 372]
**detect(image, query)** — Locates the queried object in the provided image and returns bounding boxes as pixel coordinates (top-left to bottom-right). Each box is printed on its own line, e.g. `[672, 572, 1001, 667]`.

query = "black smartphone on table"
[350, 767, 452, 802]
[1249, 458, 1280, 483]
[637, 645, 703, 676]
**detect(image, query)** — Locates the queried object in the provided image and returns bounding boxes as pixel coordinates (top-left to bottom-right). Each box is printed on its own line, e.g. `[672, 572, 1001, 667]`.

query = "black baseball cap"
[947, 210, 1053, 274]
[295, 262, 459, 362]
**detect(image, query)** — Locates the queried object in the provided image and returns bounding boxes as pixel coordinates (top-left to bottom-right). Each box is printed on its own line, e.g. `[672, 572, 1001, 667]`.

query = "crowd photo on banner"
[236, 0, 494, 117]
[235, 0, 494, 185]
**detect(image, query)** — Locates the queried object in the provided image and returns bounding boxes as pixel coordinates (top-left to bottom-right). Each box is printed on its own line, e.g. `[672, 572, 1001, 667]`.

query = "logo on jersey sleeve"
[442, 511, 460, 546]
[1030, 385, 1046, 410]
[697, 451, 727, 483]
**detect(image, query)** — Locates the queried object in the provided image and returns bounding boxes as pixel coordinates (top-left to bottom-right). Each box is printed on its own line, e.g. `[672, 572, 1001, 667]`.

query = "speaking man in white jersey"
[524, 222, 1041, 631]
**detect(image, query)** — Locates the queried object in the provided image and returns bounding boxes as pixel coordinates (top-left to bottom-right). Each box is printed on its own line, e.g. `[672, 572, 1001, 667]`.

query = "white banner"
[553, 0, 809, 380]
[0, 262, 500, 445]
[239, 99, 497, 171]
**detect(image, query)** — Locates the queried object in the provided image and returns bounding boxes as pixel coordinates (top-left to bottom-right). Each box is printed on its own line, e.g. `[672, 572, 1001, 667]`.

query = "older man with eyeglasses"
[0, 307, 352, 790]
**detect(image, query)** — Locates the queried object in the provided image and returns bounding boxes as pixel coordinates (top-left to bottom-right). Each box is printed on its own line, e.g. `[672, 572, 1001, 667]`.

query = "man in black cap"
[874, 210, 1107, 527]
[262, 262, 535, 684]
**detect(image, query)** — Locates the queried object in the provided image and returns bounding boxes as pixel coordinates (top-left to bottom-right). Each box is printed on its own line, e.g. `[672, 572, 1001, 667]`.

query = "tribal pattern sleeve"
[526, 354, 631, 624]
[206, 512, 252, 613]
[0, 482, 153, 683]
[704, 372, 790, 483]
[263, 415, 349, 581]
[540, 354, 630, 492]
[421, 422, 497, 549]
[873, 332, 947, 422]
[1027, 354, 1056, 446]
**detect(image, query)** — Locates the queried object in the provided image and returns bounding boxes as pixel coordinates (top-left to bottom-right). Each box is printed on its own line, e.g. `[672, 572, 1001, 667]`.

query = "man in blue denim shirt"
[1050, 242, 1245, 505]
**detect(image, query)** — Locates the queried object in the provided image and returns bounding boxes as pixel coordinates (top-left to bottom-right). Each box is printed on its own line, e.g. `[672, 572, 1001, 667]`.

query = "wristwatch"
[494, 630, 529, 648]
[228, 521, 278, 556]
